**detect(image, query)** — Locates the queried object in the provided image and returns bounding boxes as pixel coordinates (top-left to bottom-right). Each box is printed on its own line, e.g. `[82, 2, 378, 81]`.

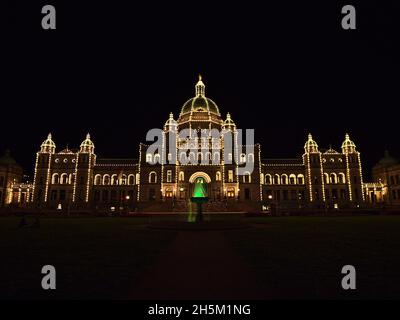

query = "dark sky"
[3, 1, 400, 179]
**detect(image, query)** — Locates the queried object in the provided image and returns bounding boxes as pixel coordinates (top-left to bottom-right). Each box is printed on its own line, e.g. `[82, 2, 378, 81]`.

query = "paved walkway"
[131, 230, 269, 300]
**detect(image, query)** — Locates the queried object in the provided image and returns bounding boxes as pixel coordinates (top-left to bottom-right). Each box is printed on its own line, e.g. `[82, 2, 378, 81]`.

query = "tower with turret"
[303, 134, 325, 206]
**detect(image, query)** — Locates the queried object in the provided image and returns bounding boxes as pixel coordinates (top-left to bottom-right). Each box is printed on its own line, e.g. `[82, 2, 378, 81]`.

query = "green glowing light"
[187, 201, 195, 222]
[192, 178, 207, 198]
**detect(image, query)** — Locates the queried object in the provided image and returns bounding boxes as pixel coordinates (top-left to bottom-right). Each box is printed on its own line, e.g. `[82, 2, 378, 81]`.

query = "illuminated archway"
[189, 172, 211, 199]
[189, 172, 212, 184]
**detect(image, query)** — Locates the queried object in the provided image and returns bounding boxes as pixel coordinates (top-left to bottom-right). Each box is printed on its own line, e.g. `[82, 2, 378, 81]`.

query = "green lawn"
[224, 216, 400, 299]
[0, 217, 176, 299]
[1, 215, 400, 299]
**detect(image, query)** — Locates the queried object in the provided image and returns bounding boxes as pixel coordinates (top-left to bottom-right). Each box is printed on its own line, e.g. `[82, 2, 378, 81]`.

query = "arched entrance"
[189, 172, 211, 198]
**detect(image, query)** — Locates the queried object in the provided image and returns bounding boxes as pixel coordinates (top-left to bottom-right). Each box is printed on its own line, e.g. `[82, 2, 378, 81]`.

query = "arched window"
[60, 173, 69, 185]
[154, 154, 161, 164]
[247, 153, 254, 163]
[297, 174, 305, 185]
[135, 173, 140, 185]
[166, 170, 172, 182]
[180, 153, 187, 163]
[103, 174, 110, 186]
[121, 174, 127, 185]
[198, 152, 203, 163]
[52, 173, 59, 184]
[146, 153, 153, 163]
[281, 174, 288, 185]
[330, 173, 337, 184]
[205, 152, 212, 162]
[324, 173, 329, 184]
[260, 173, 264, 185]
[111, 174, 118, 185]
[289, 174, 296, 185]
[243, 171, 251, 183]
[274, 174, 280, 185]
[179, 171, 185, 182]
[128, 174, 135, 185]
[94, 174, 102, 186]
[213, 152, 220, 164]
[265, 174, 272, 185]
[149, 171, 157, 184]
[189, 152, 195, 163]
[216, 171, 221, 181]
[338, 173, 346, 184]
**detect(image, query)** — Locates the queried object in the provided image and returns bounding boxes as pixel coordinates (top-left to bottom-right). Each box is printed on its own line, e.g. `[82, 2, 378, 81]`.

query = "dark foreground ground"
[1, 215, 400, 299]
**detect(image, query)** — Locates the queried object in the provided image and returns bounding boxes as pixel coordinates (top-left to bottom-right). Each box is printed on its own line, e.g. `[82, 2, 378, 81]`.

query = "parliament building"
[0, 77, 393, 212]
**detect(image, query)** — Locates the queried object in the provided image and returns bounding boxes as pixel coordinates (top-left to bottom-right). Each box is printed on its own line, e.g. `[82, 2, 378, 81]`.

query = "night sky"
[3, 1, 400, 179]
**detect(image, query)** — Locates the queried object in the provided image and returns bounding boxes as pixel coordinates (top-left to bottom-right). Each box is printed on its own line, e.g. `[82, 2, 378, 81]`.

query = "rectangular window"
[245, 188, 250, 200]
[59, 190, 66, 201]
[228, 170, 234, 182]
[167, 170, 172, 183]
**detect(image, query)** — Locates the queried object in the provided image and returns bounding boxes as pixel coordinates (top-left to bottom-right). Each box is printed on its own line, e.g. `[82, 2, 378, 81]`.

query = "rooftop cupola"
[304, 133, 319, 153]
[195, 74, 205, 96]
[80, 133, 95, 153]
[40, 133, 56, 154]
[341, 133, 356, 154]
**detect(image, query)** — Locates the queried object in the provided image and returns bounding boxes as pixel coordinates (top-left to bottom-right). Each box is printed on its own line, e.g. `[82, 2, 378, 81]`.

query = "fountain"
[190, 178, 208, 222]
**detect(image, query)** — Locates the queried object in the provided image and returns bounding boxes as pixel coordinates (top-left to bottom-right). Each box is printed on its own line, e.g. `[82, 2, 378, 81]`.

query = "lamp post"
[267, 194, 274, 214]
[125, 195, 130, 211]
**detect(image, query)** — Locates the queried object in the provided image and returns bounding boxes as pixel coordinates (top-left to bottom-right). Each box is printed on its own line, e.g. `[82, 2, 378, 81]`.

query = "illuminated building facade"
[367, 151, 400, 206]
[6, 77, 373, 211]
[0, 150, 23, 208]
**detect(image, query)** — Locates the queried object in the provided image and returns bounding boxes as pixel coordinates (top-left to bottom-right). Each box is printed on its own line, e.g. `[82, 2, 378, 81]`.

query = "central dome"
[180, 76, 220, 116]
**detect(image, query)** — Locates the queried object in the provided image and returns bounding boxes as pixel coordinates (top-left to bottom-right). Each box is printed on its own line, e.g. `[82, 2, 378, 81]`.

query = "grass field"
[0, 217, 176, 299]
[1, 215, 400, 299]
[225, 216, 400, 299]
